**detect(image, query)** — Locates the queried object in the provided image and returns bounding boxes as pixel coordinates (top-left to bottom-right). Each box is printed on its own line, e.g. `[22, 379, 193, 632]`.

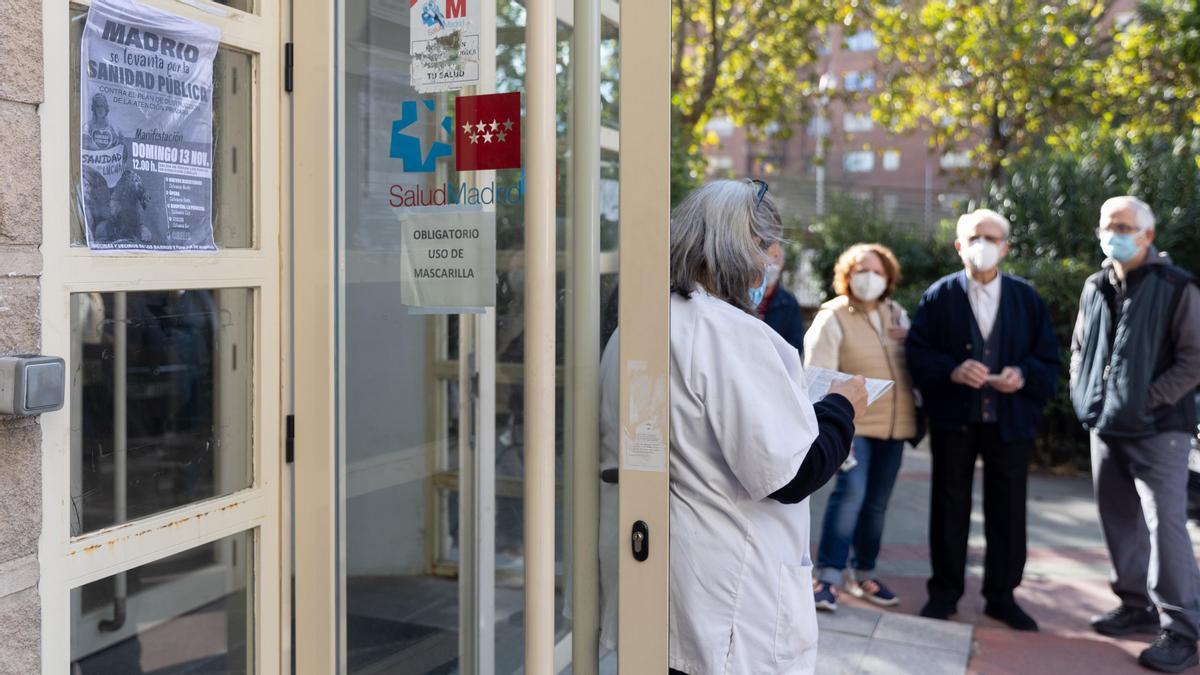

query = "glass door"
[39, 0, 286, 672]
[293, 0, 669, 672]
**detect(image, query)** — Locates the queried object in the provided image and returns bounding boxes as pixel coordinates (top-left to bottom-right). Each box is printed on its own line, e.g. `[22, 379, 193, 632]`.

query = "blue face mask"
[749, 274, 769, 306]
[1100, 232, 1141, 263]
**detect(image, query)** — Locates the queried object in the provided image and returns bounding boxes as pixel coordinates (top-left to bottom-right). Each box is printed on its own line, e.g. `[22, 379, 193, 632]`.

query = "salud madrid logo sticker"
[389, 92, 521, 173]
[389, 99, 454, 172]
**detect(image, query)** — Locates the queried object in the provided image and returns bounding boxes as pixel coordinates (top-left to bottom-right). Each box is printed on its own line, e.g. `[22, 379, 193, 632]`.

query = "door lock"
[631, 520, 650, 562]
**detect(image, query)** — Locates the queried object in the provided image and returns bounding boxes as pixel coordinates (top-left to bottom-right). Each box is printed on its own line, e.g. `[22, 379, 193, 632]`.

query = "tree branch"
[671, 0, 688, 92]
[680, 0, 725, 130]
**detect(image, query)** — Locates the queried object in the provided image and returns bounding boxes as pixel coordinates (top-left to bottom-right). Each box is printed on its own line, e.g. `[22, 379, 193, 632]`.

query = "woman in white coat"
[666, 180, 867, 675]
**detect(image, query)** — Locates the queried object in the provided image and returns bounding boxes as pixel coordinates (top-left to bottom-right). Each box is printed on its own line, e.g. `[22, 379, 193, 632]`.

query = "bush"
[802, 196, 959, 313]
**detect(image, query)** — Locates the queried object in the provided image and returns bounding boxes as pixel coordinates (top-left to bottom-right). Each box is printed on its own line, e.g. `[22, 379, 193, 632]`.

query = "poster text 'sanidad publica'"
[89, 21, 210, 101]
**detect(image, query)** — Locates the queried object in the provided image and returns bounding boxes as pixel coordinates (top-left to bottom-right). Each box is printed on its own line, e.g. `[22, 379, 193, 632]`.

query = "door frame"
[38, 0, 286, 672]
[615, 0, 671, 670]
[292, 0, 671, 672]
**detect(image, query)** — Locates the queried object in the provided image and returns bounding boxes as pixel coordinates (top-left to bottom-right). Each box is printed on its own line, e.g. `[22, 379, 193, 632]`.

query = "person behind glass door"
[756, 241, 807, 358]
[1070, 196, 1200, 673]
[805, 243, 916, 612]
[905, 209, 1059, 631]
[666, 179, 867, 675]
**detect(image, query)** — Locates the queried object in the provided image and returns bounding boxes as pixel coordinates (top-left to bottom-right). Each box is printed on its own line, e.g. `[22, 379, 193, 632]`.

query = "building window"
[842, 71, 876, 92]
[808, 116, 831, 136]
[706, 116, 735, 138]
[846, 30, 876, 52]
[882, 194, 900, 220]
[939, 192, 971, 210]
[844, 150, 875, 173]
[882, 149, 901, 171]
[708, 155, 734, 172]
[940, 151, 972, 169]
[842, 112, 873, 133]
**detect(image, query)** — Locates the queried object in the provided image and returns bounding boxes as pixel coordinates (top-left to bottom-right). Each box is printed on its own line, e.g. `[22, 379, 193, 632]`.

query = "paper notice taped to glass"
[804, 367, 893, 406]
[399, 207, 496, 313]
[623, 359, 667, 472]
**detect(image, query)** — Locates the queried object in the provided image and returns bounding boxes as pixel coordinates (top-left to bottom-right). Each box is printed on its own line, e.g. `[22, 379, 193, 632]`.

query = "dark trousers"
[927, 424, 1032, 609]
[1092, 431, 1200, 639]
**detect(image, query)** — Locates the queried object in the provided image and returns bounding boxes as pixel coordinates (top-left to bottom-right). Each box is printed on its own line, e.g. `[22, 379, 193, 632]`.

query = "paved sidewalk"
[817, 605, 973, 674]
[809, 444, 1200, 675]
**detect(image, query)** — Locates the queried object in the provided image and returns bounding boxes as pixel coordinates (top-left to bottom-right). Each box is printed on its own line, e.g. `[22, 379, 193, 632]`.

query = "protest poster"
[410, 0, 480, 93]
[80, 0, 220, 251]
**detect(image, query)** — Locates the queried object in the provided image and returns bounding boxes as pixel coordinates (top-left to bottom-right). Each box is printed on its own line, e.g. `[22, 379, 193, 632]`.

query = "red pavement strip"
[875, 544, 1114, 565]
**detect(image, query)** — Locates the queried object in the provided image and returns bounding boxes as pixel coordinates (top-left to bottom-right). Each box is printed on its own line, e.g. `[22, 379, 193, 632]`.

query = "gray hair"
[956, 208, 1011, 241]
[670, 179, 783, 313]
[1100, 195, 1156, 231]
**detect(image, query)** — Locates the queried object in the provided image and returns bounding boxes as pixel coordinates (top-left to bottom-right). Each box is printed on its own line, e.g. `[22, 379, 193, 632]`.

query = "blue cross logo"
[389, 99, 453, 172]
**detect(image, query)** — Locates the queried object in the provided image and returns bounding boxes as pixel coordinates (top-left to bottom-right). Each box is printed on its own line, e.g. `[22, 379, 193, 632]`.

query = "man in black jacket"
[1071, 196, 1200, 674]
[757, 243, 806, 358]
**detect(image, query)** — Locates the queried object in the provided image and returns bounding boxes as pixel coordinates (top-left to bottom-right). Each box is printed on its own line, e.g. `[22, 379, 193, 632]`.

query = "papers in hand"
[804, 367, 894, 406]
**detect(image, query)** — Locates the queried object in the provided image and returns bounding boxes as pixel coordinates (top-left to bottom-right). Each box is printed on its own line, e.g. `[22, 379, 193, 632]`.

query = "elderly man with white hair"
[906, 208, 1060, 631]
[1071, 196, 1200, 673]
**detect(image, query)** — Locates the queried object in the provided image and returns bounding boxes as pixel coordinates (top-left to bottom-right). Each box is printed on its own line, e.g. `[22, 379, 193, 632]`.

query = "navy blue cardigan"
[905, 271, 1060, 443]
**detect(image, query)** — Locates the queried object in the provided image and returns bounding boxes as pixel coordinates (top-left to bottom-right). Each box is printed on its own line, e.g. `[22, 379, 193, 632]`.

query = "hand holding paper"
[827, 375, 869, 420]
[805, 367, 894, 408]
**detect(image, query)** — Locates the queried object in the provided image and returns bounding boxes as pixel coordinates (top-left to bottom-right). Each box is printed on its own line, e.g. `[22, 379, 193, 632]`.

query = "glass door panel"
[332, 1, 619, 673]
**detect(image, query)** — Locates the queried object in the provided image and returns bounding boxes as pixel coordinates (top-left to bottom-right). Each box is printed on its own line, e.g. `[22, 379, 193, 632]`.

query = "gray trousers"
[1092, 431, 1200, 639]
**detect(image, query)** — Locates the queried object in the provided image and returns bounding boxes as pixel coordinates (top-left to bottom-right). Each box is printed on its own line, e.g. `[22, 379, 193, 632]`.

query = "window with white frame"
[842, 112, 873, 133]
[842, 71, 876, 92]
[51, 2, 284, 673]
[940, 151, 972, 169]
[846, 30, 876, 52]
[706, 116, 735, 138]
[882, 149, 901, 171]
[844, 150, 875, 172]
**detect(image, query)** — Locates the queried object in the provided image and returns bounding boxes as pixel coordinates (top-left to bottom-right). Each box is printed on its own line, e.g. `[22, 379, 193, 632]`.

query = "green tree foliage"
[870, 0, 1114, 185]
[1100, 0, 1200, 139]
[670, 0, 835, 203]
[672, 0, 831, 135]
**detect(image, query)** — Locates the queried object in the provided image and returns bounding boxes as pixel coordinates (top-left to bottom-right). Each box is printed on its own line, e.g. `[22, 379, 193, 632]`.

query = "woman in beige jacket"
[805, 243, 918, 611]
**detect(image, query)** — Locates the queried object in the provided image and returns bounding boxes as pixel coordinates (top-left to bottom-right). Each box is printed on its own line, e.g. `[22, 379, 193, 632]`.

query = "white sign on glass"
[410, 0, 480, 93]
[399, 208, 496, 313]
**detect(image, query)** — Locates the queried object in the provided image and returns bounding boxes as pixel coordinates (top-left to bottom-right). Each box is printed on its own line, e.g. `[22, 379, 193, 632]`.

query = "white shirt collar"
[966, 272, 1001, 297]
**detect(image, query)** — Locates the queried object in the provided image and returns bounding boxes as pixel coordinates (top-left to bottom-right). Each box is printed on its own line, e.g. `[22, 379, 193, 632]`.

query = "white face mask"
[850, 271, 887, 302]
[962, 240, 1000, 272]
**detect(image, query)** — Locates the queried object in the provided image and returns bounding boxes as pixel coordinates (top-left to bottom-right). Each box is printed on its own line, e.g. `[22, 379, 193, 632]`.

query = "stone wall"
[0, 0, 43, 673]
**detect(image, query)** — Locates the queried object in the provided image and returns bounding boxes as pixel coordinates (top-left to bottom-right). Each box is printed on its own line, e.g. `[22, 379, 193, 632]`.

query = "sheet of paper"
[804, 366, 894, 406]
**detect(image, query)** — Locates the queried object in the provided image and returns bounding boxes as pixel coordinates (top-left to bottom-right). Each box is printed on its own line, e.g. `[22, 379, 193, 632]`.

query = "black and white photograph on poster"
[80, 0, 220, 251]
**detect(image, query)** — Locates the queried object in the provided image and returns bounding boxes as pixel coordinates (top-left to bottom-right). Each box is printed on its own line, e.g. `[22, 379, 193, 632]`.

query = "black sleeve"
[768, 394, 856, 504]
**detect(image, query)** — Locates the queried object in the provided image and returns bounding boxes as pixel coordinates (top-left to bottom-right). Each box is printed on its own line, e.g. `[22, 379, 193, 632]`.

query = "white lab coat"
[668, 289, 821, 675]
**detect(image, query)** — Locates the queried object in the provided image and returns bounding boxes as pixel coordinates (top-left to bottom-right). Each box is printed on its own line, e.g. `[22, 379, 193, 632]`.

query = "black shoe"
[1139, 631, 1199, 673]
[984, 601, 1039, 631]
[920, 601, 955, 620]
[1092, 605, 1161, 637]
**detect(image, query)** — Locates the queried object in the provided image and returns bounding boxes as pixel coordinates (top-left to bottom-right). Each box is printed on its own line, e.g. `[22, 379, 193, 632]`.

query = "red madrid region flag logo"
[455, 92, 522, 171]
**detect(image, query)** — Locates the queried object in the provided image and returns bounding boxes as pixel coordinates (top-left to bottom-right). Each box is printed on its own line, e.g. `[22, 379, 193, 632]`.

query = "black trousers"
[927, 423, 1033, 609]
